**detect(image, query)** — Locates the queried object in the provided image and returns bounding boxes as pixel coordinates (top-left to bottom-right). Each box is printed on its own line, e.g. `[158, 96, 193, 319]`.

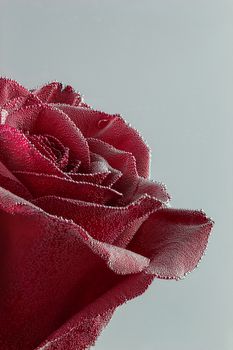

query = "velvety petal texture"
[0, 78, 214, 350]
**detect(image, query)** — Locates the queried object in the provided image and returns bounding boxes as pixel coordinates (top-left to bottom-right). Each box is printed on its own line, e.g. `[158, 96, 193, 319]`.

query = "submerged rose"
[0, 78, 213, 350]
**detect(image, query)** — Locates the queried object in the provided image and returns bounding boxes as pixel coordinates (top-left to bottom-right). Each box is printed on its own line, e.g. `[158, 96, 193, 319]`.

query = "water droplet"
[98, 119, 109, 129]
[0, 109, 8, 124]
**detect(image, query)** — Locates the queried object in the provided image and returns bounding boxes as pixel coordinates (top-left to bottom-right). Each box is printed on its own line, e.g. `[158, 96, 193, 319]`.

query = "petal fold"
[0, 187, 151, 349]
[0, 125, 66, 178]
[32, 195, 163, 243]
[54, 105, 150, 177]
[33, 82, 85, 106]
[0, 78, 29, 109]
[5, 104, 90, 169]
[129, 208, 214, 280]
[0, 161, 32, 200]
[14, 171, 122, 204]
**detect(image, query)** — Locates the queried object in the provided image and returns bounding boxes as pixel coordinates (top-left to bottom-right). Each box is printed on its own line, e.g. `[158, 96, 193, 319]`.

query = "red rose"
[0, 78, 213, 350]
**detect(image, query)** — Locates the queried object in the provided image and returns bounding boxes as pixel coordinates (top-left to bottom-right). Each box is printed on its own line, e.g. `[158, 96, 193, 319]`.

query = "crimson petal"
[88, 138, 139, 195]
[69, 171, 110, 185]
[32, 195, 163, 243]
[0, 78, 29, 108]
[33, 82, 85, 106]
[90, 152, 122, 188]
[129, 208, 214, 280]
[129, 177, 171, 204]
[0, 161, 32, 200]
[88, 138, 170, 203]
[35, 272, 153, 350]
[14, 171, 122, 204]
[1, 94, 40, 119]
[88, 137, 138, 178]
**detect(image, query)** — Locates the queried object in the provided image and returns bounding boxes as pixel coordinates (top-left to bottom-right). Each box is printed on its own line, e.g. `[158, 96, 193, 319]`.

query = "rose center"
[28, 134, 72, 171]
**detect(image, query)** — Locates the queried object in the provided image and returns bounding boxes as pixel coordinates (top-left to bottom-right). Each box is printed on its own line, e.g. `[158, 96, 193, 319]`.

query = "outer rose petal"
[32, 195, 163, 243]
[35, 309, 115, 350]
[129, 177, 171, 204]
[35, 272, 153, 350]
[32, 82, 86, 106]
[54, 104, 150, 177]
[0, 78, 29, 108]
[2, 94, 40, 118]
[0, 187, 150, 350]
[128, 208, 214, 280]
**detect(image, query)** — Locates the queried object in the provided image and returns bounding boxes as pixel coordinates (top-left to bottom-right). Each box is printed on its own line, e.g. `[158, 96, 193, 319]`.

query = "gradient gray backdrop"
[0, 1, 232, 349]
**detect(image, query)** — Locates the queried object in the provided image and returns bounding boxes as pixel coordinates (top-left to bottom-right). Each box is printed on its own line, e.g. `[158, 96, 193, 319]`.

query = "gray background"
[0, 1, 232, 349]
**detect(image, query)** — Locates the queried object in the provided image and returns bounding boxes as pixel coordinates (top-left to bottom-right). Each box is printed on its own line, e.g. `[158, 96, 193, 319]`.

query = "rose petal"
[28, 134, 70, 171]
[128, 208, 214, 280]
[88, 137, 138, 178]
[0, 78, 29, 109]
[27, 135, 58, 163]
[88, 138, 170, 203]
[88, 138, 139, 195]
[128, 177, 171, 204]
[32, 82, 85, 106]
[35, 271, 153, 350]
[0, 187, 150, 349]
[113, 219, 145, 248]
[54, 104, 150, 177]
[0, 125, 66, 178]
[35, 309, 115, 350]
[32, 195, 163, 243]
[90, 152, 110, 173]
[0, 161, 32, 200]
[69, 171, 110, 185]
[2, 94, 40, 118]
[5, 104, 90, 169]
[90, 152, 122, 187]
[14, 171, 122, 204]
[0, 187, 148, 275]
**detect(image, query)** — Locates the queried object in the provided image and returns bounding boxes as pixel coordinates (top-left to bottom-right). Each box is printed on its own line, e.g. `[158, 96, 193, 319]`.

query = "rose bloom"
[0, 78, 213, 350]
